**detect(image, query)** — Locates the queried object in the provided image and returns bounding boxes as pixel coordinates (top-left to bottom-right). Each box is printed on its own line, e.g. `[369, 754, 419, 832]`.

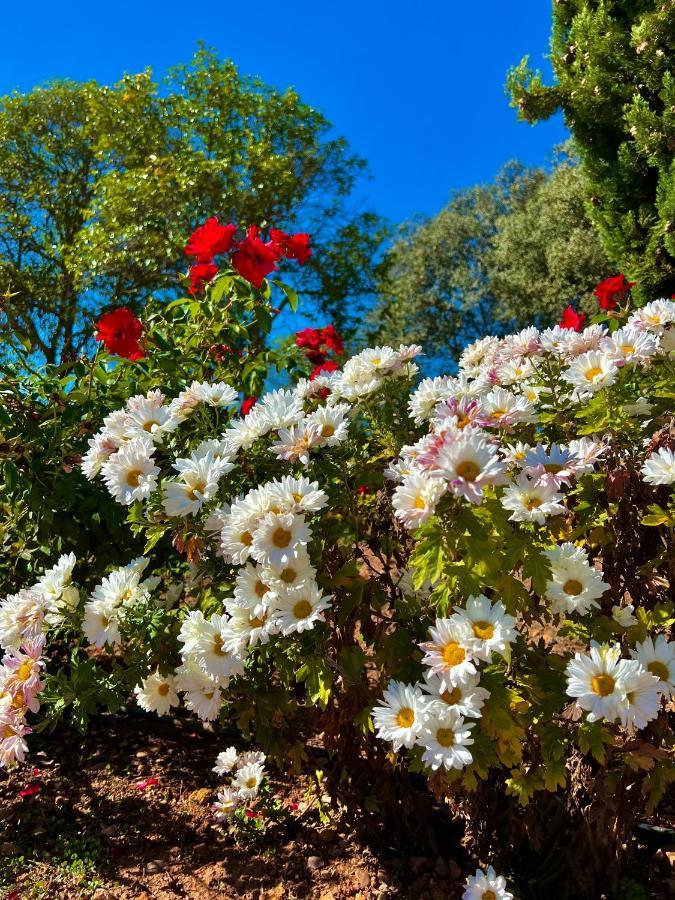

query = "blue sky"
[1, 1, 566, 224]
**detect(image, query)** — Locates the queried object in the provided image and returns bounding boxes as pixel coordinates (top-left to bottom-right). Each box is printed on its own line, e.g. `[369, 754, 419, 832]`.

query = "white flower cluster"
[462, 865, 513, 900]
[394, 300, 675, 528]
[212, 746, 267, 820]
[373, 595, 515, 770]
[566, 638, 674, 730]
[0, 553, 78, 767]
[83, 556, 159, 648]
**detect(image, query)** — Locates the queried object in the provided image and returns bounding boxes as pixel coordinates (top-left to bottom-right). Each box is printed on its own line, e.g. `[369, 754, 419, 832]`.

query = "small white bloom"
[641, 447, 675, 485]
[544, 543, 609, 616]
[134, 670, 179, 716]
[566, 643, 631, 723]
[612, 604, 638, 628]
[463, 865, 513, 900]
[101, 436, 159, 506]
[214, 786, 241, 819]
[452, 595, 516, 662]
[563, 350, 617, 396]
[501, 474, 565, 524]
[164, 451, 233, 517]
[232, 762, 265, 799]
[274, 582, 331, 635]
[418, 706, 474, 771]
[213, 747, 239, 776]
[419, 619, 476, 688]
[392, 473, 447, 529]
[434, 433, 508, 503]
[630, 636, 675, 697]
[372, 680, 428, 751]
[421, 671, 490, 718]
[251, 512, 311, 568]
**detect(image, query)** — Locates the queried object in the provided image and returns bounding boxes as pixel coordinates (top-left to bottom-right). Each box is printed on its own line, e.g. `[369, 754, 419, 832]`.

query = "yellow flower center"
[472, 620, 495, 641]
[585, 367, 602, 381]
[246, 777, 257, 789]
[187, 480, 206, 501]
[591, 674, 615, 697]
[157, 682, 170, 697]
[396, 707, 415, 728]
[442, 641, 465, 667]
[16, 661, 33, 681]
[143, 420, 160, 432]
[126, 469, 143, 487]
[2, 725, 16, 739]
[647, 661, 669, 682]
[240, 531, 253, 547]
[414, 496, 427, 510]
[249, 615, 266, 628]
[436, 728, 455, 748]
[293, 598, 312, 619]
[525, 495, 543, 510]
[212, 635, 227, 657]
[621, 344, 635, 356]
[272, 527, 292, 548]
[254, 580, 268, 598]
[321, 424, 335, 437]
[292, 492, 304, 503]
[441, 687, 462, 705]
[456, 460, 481, 482]
[456, 413, 470, 429]
[563, 579, 583, 596]
[483, 892, 497, 900]
[280, 567, 298, 584]
[544, 463, 563, 474]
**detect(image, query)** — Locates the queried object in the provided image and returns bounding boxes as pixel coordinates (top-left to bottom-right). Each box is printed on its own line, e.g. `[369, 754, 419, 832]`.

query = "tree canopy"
[370, 154, 611, 367]
[507, 0, 675, 301]
[0, 46, 385, 364]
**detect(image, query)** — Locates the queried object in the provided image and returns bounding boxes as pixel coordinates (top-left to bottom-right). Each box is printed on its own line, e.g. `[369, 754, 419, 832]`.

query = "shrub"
[1, 229, 674, 896]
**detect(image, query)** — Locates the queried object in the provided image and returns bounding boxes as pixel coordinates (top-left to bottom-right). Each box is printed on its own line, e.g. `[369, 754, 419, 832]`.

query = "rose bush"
[1, 227, 674, 895]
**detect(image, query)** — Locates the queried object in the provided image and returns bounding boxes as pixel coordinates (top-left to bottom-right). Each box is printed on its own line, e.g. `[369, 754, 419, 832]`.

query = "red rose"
[559, 305, 587, 332]
[185, 218, 237, 263]
[310, 359, 339, 380]
[95, 307, 145, 360]
[593, 274, 635, 310]
[231, 226, 280, 288]
[241, 396, 258, 417]
[295, 327, 323, 351]
[189, 262, 218, 295]
[321, 324, 343, 355]
[269, 229, 312, 265]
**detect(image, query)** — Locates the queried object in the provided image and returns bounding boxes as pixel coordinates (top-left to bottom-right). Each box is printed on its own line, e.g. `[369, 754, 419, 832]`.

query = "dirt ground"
[0, 713, 673, 900]
[0, 713, 473, 900]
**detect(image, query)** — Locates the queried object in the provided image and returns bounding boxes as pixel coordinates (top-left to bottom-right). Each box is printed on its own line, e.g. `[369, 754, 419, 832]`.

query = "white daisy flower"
[81, 432, 119, 479]
[270, 422, 323, 464]
[193, 614, 245, 682]
[232, 762, 266, 799]
[544, 543, 609, 616]
[567, 436, 607, 473]
[101, 436, 159, 506]
[562, 323, 608, 357]
[540, 324, 573, 356]
[251, 511, 311, 568]
[222, 600, 280, 649]
[462, 865, 513, 900]
[618, 661, 662, 731]
[565, 643, 631, 723]
[274, 582, 331, 635]
[419, 619, 476, 688]
[221, 413, 268, 454]
[233, 563, 273, 607]
[628, 298, 675, 334]
[164, 451, 233, 517]
[522, 443, 580, 487]
[177, 610, 209, 655]
[392, 472, 447, 529]
[213, 747, 239, 776]
[82, 598, 121, 647]
[418, 706, 474, 771]
[501, 474, 565, 524]
[193, 381, 238, 408]
[306, 403, 351, 447]
[372, 680, 428, 751]
[602, 326, 659, 366]
[214, 786, 241, 820]
[458, 336, 501, 374]
[267, 475, 328, 515]
[134, 670, 179, 716]
[478, 387, 537, 429]
[255, 388, 305, 432]
[175, 660, 223, 722]
[434, 433, 508, 503]
[562, 350, 617, 396]
[451, 595, 516, 662]
[408, 376, 458, 424]
[641, 447, 675, 485]
[261, 547, 317, 593]
[421, 671, 489, 719]
[0, 590, 49, 650]
[124, 397, 180, 444]
[236, 750, 266, 768]
[630, 636, 675, 697]
[612, 604, 638, 628]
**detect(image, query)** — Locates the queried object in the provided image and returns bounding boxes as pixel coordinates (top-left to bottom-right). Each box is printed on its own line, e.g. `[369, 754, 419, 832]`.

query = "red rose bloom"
[320, 324, 343, 355]
[241, 396, 258, 417]
[269, 229, 312, 265]
[96, 307, 145, 360]
[310, 359, 340, 380]
[593, 274, 635, 310]
[184, 218, 237, 263]
[189, 262, 218, 295]
[231, 226, 280, 288]
[295, 327, 323, 351]
[559, 305, 587, 332]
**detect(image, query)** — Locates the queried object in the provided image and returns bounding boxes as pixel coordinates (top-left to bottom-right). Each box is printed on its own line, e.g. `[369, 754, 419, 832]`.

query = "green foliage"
[507, 0, 675, 300]
[0, 45, 384, 363]
[371, 153, 611, 363]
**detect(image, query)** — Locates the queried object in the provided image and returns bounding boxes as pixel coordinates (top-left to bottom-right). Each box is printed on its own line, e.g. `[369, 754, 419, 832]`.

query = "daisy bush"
[1, 225, 673, 893]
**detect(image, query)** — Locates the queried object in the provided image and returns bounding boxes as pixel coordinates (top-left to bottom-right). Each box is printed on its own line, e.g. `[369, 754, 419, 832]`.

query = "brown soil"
[0, 714, 469, 900]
